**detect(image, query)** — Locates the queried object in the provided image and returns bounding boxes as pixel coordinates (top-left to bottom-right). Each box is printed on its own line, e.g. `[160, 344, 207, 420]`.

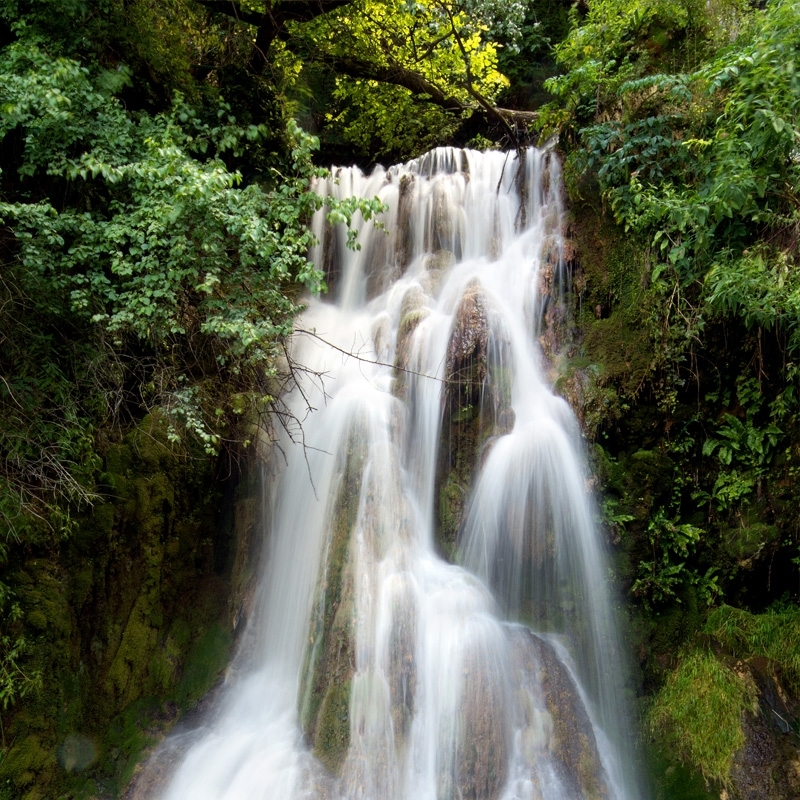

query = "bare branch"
[322, 56, 537, 135]
[295, 328, 446, 384]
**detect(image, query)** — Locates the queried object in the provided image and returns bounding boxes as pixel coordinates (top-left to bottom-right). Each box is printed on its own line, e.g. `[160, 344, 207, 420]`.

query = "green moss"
[148, 633, 183, 693]
[704, 604, 800, 691]
[438, 472, 465, 561]
[721, 521, 778, 563]
[646, 598, 701, 664]
[0, 735, 55, 790]
[69, 563, 94, 609]
[649, 649, 757, 785]
[299, 440, 361, 757]
[0, 406, 246, 799]
[106, 589, 161, 708]
[14, 563, 72, 644]
[313, 680, 351, 774]
[175, 623, 232, 708]
[647, 748, 718, 800]
[582, 313, 652, 401]
[103, 699, 161, 791]
[26, 610, 48, 631]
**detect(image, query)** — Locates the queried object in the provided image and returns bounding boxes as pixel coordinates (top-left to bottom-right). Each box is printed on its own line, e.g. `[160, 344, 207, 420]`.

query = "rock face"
[727, 660, 800, 800]
[509, 628, 610, 800]
[452, 644, 510, 800]
[435, 281, 513, 559]
[298, 435, 364, 774]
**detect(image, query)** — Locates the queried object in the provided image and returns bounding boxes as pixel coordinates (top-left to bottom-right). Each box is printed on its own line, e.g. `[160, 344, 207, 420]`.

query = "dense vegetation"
[0, 1, 797, 798]
[544, 1, 800, 794]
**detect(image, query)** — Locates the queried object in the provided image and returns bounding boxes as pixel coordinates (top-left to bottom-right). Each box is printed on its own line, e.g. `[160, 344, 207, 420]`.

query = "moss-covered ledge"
[0, 414, 261, 800]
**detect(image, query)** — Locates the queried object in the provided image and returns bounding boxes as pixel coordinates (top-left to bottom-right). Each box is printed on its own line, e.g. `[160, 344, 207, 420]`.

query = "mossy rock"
[722, 522, 778, 564]
[434, 281, 513, 560]
[0, 735, 55, 792]
[299, 435, 363, 773]
[175, 623, 233, 708]
[438, 472, 466, 561]
[393, 284, 431, 399]
[510, 628, 610, 800]
[313, 681, 352, 774]
[106, 579, 162, 708]
[0, 412, 254, 799]
[647, 749, 718, 800]
[582, 314, 648, 382]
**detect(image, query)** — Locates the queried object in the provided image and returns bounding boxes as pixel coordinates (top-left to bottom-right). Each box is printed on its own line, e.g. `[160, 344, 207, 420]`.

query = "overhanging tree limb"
[194, 0, 538, 136]
[195, 0, 354, 67]
[326, 55, 537, 133]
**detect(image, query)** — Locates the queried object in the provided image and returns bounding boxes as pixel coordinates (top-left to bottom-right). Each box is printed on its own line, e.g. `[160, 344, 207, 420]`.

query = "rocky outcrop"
[727, 660, 800, 800]
[298, 434, 364, 775]
[510, 628, 610, 800]
[435, 281, 513, 559]
[0, 413, 260, 800]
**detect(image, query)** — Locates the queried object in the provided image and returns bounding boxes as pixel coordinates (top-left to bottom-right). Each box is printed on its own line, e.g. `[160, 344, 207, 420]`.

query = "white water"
[160, 148, 645, 800]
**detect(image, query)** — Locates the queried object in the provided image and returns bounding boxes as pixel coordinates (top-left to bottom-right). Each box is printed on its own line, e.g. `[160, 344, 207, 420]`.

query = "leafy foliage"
[0, 32, 383, 529]
[631, 508, 709, 608]
[555, 0, 800, 596]
[288, 0, 512, 159]
[560, 0, 799, 309]
[0, 10, 391, 735]
[0, 572, 41, 714]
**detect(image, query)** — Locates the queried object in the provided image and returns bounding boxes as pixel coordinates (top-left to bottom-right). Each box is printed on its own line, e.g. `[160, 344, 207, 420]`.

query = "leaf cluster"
[286, 0, 512, 159]
[0, 31, 384, 542]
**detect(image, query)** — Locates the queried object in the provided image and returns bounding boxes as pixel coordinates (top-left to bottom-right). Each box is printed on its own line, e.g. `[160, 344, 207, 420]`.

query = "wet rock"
[447, 280, 489, 383]
[509, 628, 610, 800]
[726, 659, 800, 800]
[454, 647, 510, 800]
[426, 181, 461, 255]
[388, 588, 417, 746]
[420, 249, 456, 296]
[393, 284, 430, 400]
[365, 227, 400, 301]
[434, 282, 513, 560]
[299, 436, 364, 775]
[396, 173, 415, 271]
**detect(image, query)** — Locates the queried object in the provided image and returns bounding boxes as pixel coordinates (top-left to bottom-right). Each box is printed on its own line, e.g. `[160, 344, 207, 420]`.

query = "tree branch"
[195, 0, 355, 69]
[194, 0, 263, 27]
[194, 0, 538, 134]
[327, 55, 537, 135]
[327, 55, 468, 112]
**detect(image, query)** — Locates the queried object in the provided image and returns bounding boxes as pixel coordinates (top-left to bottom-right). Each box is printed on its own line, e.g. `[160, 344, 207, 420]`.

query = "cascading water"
[158, 148, 645, 800]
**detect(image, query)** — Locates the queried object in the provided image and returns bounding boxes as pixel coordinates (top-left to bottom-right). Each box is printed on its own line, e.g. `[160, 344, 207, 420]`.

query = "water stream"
[160, 147, 645, 800]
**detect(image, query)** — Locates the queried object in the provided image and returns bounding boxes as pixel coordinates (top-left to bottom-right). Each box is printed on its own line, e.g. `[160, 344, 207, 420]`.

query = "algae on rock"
[0, 413, 259, 799]
[299, 431, 365, 774]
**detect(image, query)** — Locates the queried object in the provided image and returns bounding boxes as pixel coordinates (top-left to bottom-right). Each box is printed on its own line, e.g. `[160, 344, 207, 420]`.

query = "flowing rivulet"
[159, 148, 645, 800]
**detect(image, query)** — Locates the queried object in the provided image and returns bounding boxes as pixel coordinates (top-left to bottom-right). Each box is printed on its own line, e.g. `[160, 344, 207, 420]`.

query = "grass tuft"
[649, 649, 757, 786]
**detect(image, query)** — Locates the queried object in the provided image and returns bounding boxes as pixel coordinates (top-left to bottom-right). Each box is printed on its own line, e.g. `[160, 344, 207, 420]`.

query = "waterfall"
[159, 148, 645, 800]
